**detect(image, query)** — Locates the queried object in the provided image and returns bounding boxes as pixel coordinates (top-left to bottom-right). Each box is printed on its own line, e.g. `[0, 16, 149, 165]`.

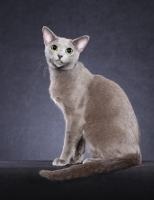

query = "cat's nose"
[58, 55, 63, 59]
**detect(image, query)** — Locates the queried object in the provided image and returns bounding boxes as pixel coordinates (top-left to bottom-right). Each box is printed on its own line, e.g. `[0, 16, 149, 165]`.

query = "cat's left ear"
[42, 26, 57, 45]
[72, 35, 90, 52]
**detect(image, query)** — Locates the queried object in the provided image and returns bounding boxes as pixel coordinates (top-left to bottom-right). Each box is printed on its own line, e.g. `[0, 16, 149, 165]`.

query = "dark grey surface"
[0, 161, 154, 199]
[0, 0, 154, 161]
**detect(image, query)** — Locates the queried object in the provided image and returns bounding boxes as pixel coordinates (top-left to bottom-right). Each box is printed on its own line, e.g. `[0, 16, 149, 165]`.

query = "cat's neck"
[49, 62, 78, 83]
[49, 61, 93, 86]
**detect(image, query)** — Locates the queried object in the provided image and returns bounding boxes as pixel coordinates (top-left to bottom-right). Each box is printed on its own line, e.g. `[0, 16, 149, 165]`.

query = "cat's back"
[84, 75, 141, 159]
[86, 74, 138, 125]
[88, 74, 129, 105]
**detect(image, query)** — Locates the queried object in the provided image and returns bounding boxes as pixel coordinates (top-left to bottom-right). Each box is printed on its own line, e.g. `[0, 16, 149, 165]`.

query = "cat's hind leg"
[70, 136, 85, 164]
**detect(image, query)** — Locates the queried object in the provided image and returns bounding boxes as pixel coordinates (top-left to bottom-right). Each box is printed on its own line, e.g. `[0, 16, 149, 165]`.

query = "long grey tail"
[39, 153, 141, 181]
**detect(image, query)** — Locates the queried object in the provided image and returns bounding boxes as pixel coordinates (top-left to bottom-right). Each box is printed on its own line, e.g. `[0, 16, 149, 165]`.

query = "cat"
[39, 26, 141, 181]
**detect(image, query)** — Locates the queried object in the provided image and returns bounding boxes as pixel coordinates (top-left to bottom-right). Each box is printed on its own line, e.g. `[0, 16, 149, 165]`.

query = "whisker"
[33, 56, 46, 61]
[37, 59, 46, 65]
[34, 62, 45, 77]
[43, 65, 48, 78]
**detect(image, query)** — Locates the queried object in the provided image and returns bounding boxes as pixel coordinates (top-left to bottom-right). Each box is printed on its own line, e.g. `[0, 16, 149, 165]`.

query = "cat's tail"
[39, 153, 141, 181]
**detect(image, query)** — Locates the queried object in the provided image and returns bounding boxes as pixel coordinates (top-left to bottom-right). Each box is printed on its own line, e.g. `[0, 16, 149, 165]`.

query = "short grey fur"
[39, 27, 141, 181]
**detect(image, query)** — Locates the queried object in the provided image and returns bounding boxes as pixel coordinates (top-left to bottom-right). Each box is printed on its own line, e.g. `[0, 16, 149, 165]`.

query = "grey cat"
[39, 26, 141, 181]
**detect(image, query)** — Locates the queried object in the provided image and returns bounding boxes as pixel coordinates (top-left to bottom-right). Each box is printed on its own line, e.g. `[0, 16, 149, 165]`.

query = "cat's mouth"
[56, 60, 64, 65]
[49, 59, 65, 69]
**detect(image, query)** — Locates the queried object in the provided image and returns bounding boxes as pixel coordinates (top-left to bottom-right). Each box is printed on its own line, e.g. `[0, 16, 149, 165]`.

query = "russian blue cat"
[39, 27, 141, 181]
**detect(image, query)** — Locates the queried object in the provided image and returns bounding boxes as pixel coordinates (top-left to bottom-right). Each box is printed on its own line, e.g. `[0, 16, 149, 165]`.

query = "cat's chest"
[49, 81, 86, 111]
[49, 83, 72, 104]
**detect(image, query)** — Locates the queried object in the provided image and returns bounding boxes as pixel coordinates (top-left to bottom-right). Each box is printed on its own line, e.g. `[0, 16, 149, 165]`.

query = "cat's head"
[42, 26, 89, 70]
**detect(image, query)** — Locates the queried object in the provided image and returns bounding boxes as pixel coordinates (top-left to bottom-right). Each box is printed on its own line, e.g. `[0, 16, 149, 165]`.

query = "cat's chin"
[48, 59, 76, 70]
[50, 62, 66, 69]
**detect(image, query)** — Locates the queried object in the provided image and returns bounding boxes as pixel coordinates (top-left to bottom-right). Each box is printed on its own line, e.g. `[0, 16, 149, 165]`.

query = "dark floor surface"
[0, 161, 154, 200]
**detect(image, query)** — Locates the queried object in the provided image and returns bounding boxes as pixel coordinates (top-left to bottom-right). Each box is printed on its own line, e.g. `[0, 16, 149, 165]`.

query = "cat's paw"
[52, 158, 69, 166]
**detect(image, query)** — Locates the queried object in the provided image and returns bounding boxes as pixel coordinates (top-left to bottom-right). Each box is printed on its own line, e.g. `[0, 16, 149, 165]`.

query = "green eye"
[51, 45, 58, 51]
[66, 48, 73, 54]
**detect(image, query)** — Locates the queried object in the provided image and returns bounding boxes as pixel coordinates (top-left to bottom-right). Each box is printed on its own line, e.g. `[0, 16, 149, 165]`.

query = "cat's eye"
[51, 45, 58, 51]
[66, 48, 73, 54]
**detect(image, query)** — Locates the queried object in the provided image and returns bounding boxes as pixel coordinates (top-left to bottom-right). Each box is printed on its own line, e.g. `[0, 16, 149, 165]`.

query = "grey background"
[0, 0, 154, 161]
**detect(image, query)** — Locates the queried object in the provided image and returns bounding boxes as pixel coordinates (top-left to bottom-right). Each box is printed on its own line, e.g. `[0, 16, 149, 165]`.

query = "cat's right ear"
[42, 26, 57, 45]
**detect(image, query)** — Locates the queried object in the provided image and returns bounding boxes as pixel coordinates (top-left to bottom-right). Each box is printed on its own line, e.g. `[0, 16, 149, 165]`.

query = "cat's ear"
[42, 26, 57, 45]
[72, 36, 90, 52]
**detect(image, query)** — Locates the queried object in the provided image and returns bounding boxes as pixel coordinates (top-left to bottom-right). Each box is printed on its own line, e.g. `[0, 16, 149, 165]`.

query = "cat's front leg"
[70, 136, 85, 164]
[53, 113, 84, 166]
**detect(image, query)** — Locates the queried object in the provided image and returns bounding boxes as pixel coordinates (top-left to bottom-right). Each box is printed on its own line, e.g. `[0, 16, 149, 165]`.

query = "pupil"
[67, 48, 71, 53]
[53, 45, 56, 50]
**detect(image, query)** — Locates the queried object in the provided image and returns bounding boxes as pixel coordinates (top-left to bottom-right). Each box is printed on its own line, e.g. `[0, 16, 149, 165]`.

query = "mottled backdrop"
[0, 0, 154, 160]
